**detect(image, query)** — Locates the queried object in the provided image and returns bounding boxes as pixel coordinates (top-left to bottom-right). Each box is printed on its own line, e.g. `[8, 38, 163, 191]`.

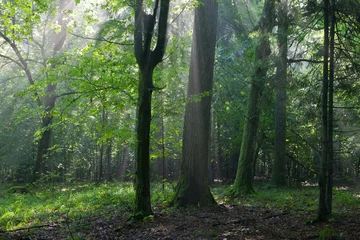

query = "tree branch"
[288, 58, 323, 64]
[70, 32, 133, 46]
[0, 31, 42, 106]
[0, 54, 24, 69]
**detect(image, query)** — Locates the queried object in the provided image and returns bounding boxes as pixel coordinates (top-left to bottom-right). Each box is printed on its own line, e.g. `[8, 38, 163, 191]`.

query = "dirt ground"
[3, 203, 359, 240]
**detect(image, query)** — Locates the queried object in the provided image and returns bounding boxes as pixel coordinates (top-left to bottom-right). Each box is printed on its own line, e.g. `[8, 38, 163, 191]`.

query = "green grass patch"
[0, 181, 175, 231]
[212, 183, 359, 216]
[1, 182, 358, 231]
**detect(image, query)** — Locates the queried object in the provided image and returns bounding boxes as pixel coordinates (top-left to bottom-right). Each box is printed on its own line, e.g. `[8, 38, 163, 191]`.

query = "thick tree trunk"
[271, 0, 288, 187]
[232, 0, 274, 195]
[135, 70, 154, 216]
[233, 79, 262, 194]
[33, 84, 57, 181]
[172, 0, 218, 207]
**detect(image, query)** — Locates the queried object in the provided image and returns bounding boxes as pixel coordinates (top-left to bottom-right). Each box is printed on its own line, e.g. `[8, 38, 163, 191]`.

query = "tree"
[32, 0, 73, 181]
[232, 0, 275, 195]
[134, 0, 170, 217]
[318, 0, 335, 222]
[0, 0, 73, 182]
[172, 0, 218, 207]
[271, 0, 288, 186]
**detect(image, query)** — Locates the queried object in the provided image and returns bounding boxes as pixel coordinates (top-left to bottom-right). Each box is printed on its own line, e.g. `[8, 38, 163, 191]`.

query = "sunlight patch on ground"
[302, 182, 318, 187]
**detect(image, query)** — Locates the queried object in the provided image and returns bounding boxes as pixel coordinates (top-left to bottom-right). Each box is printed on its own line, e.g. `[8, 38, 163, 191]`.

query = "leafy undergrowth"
[0, 182, 359, 239]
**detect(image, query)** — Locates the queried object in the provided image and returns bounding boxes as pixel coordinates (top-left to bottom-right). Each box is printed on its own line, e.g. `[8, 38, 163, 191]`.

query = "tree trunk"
[232, 0, 275, 195]
[172, 0, 218, 207]
[318, 0, 330, 222]
[133, 0, 170, 217]
[32, 0, 72, 182]
[98, 144, 104, 182]
[327, 0, 335, 217]
[106, 143, 113, 181]
[33, 84, 56, 181]
[215, 121, 223, 180]
[271, 0, 288, 187]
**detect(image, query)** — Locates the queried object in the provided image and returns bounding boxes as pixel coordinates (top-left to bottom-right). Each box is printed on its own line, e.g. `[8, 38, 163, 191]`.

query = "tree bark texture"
[271, 0, 288, 187]
[134, 0, 169, 217]
[172, 0, 218, 207]
[232, 0, 275, 195]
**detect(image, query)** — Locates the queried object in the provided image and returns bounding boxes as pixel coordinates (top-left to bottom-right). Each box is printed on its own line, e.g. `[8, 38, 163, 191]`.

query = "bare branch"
[288, 58, 323, 64]
[0, 54, 24, 69]
[0, 31, 43, 106]
[70, 32, 133, 46]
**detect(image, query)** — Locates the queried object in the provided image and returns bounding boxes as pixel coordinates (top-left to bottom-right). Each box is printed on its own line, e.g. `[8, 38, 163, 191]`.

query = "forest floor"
[1, 182, 359, 239]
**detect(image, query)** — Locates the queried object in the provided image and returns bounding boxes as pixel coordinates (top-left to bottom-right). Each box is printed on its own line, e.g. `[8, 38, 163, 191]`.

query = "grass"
[213, 183, 360, 217]
[0, 181, 359, 231]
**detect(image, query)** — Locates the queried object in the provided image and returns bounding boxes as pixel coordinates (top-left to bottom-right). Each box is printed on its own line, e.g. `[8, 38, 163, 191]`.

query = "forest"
[1, 0, 360, 239]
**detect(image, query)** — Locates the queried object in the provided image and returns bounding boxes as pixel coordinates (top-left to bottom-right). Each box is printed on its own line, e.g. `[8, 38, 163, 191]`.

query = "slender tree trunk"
[318, 0, 330, 222]
[160, 92, 166, 190]
[99, 144, 104, 182]
[135, 69, 154, 216]
[326, 0, 335, 217]
[215, 121, 223, 180]
[133, 0, 169, 217]
[172, 0, 218, 207]
[119, 146, 129, 181]
[106, 143, 112, 181]
[271, 0, 288, 186]
[232, 0, 275, 195]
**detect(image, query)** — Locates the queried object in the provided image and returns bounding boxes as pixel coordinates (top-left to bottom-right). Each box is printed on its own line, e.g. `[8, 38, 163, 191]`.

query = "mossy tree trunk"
[134, 0, 169, 217]
[172, 0, 218, 207]
[271, 0, 288, 187]
[232, 0, 275, 196]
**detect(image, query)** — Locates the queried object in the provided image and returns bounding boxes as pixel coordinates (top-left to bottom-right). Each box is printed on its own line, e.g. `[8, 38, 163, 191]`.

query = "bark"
[326, 0, 335, 217]
[271, 0, 288, 187]
[172, 0, 218, 207]
[232, 0, 275, 195]
[318, 0, 330, 222]
[134, 0, 169, 217]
